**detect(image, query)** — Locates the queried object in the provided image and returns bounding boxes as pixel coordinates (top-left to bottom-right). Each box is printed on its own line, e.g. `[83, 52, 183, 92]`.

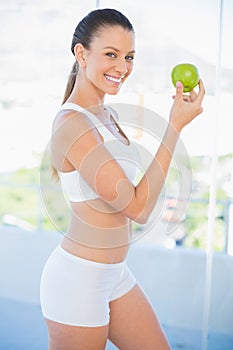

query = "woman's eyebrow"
[102, 46, 135, 54]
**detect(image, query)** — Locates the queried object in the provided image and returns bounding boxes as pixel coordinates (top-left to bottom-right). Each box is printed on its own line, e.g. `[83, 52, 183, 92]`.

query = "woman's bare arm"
[53, 80, 205, 224]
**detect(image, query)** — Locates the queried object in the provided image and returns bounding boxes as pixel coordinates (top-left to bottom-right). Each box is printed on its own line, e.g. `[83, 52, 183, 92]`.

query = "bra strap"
[59, 102, 100, 126]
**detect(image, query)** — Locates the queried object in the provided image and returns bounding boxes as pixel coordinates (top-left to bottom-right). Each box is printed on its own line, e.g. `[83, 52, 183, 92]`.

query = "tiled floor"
[1, 298, 232, 350]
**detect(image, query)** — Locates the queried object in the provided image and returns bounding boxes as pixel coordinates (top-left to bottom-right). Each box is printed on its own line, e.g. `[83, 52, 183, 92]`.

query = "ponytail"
[51, 62, 78, 181]
[62, 61, 78, 104]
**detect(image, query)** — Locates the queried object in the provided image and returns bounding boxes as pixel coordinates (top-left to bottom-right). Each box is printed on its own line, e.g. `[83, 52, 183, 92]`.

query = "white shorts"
[40, 245, 137, 327]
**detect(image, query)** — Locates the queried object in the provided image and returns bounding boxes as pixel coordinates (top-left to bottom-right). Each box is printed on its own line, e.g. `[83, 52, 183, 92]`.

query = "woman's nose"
[115, 58, 128, 76]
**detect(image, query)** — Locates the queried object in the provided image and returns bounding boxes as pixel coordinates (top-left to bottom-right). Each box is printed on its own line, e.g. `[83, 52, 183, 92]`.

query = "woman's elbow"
[130, 212, 149, 225]
[125, 201, 150, 225]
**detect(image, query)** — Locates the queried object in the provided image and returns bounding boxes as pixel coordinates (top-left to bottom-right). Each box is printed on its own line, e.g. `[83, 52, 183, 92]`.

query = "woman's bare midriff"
[60, 198, 132, 264]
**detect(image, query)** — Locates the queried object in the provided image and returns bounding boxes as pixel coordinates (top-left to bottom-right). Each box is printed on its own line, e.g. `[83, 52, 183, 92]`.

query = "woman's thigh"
[45, 318, 109, 350]
[108, 284, 171, 350]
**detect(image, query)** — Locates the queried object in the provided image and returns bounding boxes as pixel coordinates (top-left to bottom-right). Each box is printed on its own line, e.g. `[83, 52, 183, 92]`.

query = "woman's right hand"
[169, 79, 205, 133]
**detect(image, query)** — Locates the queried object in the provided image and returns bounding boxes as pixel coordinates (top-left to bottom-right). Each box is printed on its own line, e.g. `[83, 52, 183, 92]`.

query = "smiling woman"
[39, 7, 204, 350]
[60, 9, 135, 107]
[73, 26, 135, 95]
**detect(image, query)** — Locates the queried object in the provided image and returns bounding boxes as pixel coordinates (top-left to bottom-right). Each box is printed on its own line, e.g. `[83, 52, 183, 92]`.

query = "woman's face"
[83, 25, 135, 95]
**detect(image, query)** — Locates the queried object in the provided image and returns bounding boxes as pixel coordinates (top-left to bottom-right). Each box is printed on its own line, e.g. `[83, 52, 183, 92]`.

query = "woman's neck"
[68, 73, 105, 111]
[66, 88, 108, 120]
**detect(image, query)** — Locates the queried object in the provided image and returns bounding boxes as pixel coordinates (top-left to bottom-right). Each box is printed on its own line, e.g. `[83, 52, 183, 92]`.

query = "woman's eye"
[106, 52, 116, 58]
[125, 55, 134, 61]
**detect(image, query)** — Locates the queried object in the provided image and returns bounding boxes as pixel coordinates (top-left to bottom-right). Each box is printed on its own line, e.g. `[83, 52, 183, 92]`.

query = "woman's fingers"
[175, 81, 184, 100]
[172, 94, 193, 102]
[183, 95, 191, 102]
[172, 79, 205, 106]
[190, 90, 197, 101]
[196, 79, 205, 103]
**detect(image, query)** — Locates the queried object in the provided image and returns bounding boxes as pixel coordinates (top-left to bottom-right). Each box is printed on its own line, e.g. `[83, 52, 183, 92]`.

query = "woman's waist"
[67, 218, 132, 248]
[67, 200, 132, 262]
[70, 201, 131, 235]
[60, 236, 130, 264]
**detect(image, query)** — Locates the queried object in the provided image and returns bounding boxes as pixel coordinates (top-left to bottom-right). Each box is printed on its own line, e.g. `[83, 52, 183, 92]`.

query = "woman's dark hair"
[51, 9, 134, 181]
[62, 8, 134, 104]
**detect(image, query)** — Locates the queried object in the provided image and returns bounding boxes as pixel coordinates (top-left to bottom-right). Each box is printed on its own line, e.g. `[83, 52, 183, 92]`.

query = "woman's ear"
[73, 43, 86, 68]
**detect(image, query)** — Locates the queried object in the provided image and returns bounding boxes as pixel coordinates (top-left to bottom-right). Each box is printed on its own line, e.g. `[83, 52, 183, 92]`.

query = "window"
[1, 1, 232, 348]
[1, 0, 232, 254]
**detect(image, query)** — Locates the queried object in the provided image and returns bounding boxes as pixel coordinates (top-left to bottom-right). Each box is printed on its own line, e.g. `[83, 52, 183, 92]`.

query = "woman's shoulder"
[52, 106, 95, 134]
[51, 106, 104, 147]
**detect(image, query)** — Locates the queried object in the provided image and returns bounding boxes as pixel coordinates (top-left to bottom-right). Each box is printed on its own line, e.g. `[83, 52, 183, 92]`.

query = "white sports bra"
[57, 102, 141, 202]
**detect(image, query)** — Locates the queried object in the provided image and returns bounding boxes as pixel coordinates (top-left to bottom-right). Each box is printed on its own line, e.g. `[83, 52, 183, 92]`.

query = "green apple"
[171, 63, 200, 92]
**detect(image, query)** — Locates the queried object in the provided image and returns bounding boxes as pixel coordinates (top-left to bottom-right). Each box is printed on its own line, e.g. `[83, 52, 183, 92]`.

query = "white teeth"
[105, 74, 121, 83]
